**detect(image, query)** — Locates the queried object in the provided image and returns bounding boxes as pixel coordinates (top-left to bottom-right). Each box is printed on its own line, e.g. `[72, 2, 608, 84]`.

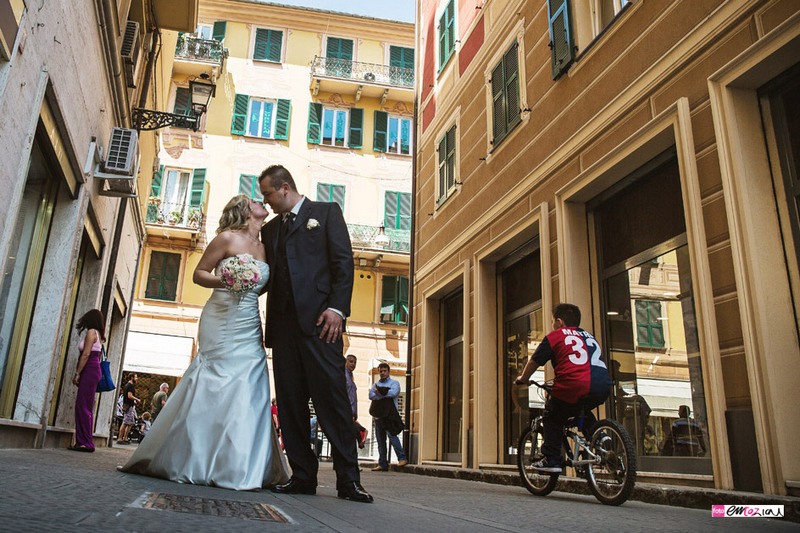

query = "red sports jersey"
[532, 327, 612, 403]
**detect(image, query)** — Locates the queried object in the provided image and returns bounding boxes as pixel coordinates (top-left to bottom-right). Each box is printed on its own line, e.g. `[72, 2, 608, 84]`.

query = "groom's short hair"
[259, 164, 297, 192]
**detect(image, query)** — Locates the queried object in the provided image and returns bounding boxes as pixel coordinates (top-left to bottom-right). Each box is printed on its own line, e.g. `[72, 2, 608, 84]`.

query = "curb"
[389, 464, 800, 523]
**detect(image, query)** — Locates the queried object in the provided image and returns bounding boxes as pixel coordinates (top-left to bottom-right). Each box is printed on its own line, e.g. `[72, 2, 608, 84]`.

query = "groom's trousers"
[270, 311, 361, 486]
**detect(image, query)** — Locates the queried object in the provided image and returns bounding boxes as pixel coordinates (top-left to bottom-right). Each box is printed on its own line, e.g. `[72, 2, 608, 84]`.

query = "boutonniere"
[307, 218, 320, 230]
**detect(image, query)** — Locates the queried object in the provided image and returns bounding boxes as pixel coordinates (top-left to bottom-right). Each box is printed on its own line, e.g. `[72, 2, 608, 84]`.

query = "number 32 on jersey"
[564, 335, 607, 368]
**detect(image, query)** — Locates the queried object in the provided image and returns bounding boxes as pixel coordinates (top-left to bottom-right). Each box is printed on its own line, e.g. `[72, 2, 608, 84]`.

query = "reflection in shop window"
[635, 300, 664, 348]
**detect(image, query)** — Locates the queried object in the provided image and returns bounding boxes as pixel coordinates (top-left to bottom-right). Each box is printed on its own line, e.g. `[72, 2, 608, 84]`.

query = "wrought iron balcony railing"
[348, 224, 411, 253]
[311, 56, 414, 89]
[175, 34, 224, 64]
[146, 199, 205, 230]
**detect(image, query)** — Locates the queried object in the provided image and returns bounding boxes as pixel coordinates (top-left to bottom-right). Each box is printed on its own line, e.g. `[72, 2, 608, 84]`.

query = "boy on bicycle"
[515, 303, 613, 472]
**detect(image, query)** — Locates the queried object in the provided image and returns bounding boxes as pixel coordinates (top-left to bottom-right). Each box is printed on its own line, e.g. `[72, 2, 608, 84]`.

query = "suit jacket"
[261, 199, 354, 346]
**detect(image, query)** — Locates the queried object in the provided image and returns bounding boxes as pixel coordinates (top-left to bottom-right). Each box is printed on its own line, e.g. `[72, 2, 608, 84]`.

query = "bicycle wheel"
[586, 419, 637, 505]
[517, 424, 559, 496]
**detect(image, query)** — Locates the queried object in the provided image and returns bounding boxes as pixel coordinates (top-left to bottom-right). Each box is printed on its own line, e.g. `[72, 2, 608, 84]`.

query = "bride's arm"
[193, 233, 232, 288]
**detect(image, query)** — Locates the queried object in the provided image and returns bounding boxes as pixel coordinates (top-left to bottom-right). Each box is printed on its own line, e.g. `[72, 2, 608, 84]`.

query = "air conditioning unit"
[121, 20, 141, 88]
[102, 128, 138, 175]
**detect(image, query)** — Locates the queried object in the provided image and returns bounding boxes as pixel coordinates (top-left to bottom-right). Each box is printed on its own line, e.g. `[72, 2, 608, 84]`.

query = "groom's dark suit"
[262, 198, 359, 486]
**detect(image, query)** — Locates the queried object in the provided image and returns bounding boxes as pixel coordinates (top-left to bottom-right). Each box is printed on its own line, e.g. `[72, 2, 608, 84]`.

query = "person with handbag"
[69, 309, 106, 452]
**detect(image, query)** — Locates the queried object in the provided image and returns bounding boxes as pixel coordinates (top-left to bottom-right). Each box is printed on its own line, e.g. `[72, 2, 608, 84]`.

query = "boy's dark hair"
[553, 303, 581, 327]
[258, 164, 297, 192]
[378, 362, 390, 371]
[76, 309, 106, 340]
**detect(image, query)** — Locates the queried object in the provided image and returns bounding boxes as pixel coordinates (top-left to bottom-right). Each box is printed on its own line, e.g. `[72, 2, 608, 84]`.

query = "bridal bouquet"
[219, 254, 261, 298]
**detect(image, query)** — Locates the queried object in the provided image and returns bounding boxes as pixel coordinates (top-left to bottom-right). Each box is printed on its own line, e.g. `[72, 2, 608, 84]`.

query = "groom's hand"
[317, 309, 343, 343]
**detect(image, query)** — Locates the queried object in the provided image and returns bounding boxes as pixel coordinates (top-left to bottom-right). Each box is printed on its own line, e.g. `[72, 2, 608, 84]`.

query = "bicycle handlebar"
[514, 379, 551, 391]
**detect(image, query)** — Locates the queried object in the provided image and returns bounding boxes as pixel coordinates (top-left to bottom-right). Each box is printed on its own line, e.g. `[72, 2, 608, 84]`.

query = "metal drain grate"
[142, 492, 287, 522]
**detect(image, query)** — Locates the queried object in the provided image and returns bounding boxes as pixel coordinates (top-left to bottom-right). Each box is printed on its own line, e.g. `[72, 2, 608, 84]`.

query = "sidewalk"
[391, 463, 800, 522]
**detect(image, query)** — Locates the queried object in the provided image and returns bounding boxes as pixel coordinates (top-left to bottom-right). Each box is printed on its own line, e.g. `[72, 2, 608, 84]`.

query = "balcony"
[145, 199, 205, 240]
[348, 224, 410, 253]
[310, 57, 414, 104]
[173, 34, 224, 77]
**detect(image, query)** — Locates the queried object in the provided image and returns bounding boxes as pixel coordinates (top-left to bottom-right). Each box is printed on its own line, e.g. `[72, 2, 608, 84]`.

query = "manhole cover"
[142, 492, 287, 522]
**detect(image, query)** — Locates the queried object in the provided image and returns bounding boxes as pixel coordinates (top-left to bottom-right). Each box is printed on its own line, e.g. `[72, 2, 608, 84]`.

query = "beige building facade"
[411, 0, 800, 495]
[0, 0, 197, 449]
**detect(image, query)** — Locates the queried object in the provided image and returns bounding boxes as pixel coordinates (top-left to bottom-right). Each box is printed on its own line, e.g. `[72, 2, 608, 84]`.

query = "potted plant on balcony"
[169, 210, 183, 225]
[187, 208, 202, 229]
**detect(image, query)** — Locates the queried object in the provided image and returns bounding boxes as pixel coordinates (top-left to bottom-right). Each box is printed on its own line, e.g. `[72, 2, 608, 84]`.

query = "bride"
[122, 195, 288, 490]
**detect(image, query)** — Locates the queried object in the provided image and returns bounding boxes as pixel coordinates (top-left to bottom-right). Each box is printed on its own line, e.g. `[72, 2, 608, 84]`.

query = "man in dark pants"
[259, 165, 372, 503]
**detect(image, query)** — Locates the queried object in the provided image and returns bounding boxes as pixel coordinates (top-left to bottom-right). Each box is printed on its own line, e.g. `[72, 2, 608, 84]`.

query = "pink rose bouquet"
[219, 253, 261, 298]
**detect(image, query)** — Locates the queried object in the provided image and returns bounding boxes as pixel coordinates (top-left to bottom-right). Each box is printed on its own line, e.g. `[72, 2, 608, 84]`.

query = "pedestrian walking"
[69, 309, 106, 452]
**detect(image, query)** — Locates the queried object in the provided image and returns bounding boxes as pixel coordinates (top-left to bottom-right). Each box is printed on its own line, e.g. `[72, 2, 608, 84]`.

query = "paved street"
[0, 446, 795, 533]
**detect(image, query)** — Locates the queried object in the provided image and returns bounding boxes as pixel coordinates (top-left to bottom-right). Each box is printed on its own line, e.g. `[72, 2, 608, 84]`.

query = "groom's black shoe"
[337, 482, 374, 503]
[270, 477, 316, 495]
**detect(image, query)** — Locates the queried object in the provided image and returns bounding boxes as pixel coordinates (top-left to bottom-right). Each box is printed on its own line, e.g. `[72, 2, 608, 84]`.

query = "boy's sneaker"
[532, 458, 562, 473]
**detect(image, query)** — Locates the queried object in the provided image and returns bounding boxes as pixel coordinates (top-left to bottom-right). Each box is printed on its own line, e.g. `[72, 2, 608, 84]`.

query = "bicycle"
[515, 380, 637, 506]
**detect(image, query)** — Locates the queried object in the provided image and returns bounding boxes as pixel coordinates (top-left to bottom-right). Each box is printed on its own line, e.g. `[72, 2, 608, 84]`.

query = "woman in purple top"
[69, 309, 106, 452]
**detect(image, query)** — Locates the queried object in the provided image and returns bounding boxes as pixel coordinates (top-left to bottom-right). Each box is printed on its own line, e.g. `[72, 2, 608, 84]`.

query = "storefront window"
[594, 150, 711, 475]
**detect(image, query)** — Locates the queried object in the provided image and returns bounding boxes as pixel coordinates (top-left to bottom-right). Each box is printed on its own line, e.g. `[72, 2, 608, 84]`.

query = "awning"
[123, 331, 193, 377]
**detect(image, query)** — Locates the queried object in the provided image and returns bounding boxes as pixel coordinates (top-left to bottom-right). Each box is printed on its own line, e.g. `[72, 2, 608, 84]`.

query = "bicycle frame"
[529, 415, 602, 469]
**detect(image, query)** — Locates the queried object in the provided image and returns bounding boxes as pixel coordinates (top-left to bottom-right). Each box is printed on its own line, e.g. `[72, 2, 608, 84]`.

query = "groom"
[259, 164, 373, 503]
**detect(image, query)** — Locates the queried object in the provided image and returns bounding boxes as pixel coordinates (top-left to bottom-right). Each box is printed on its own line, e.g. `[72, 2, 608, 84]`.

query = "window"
[381, 275, 409, 324]
[148, 167, 206, 225]
[385, 191, 411, 230]
[316, 183, 345, 212]
[253, 28, 283, 62]
[307, 104, 362, 149]
[388, 116, 412, 155]
[491, 42, 521, 147]
[438, 0, 455, 71]
[325, 36, 354, 77]
[547, 0, 575, 79]
[195, 23, 213, 40]
[437, 125, 457, 204]
[595, 0, 630, 35]
[635, 300, 665, 348]
[389, 46, 414, 86]
[374, 111, 412, 154]
[145, 251, 181, 301]
[172, 87, 191, 120]
[239, 174, 262, 202]
[231, 94, 291, 139]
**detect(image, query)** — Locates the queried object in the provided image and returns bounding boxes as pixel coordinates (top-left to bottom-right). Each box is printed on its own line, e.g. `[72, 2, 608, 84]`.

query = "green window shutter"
[332, 185, 345, 212]
[445, 0, 455, 58]
[384, 191, 398, 229]
[173, 87, 191, 116]
[349, 107, 363, 149]
[504, 42, 521, 132]
[446, 125, 456, 189]
[398, 276, 409, 324]
[547, 0, 575, 79]
[491, 61, 506, 144]
[399, 192, 411, 230]
[316, 182, 327, 201]
[189, 168, 206, 207]
[150, 165, 164, 197]
[373, 110, 388, 152]
[212, 21, 226, 42]
[254, 28, 269, 60]
[327, 37, 354, 60]
[146, 251, 181, 301]
[231, 94, 250, 135]
[239, 174, 262, 201]
[307, 103, 323, 144]
[438, 18, 446, 69]
[437, 135, 447, 201]
[381, 275, 398, 323]
[438, 0, 454, 69]
[274, 99, 291, 140]
[268, 30, 283, 62]
[389, 47, 414, 69]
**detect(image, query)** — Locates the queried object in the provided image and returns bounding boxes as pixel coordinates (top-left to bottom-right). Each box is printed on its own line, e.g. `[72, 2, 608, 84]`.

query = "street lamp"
[132, 74, 216, 132]
[373, 225, 390, 248]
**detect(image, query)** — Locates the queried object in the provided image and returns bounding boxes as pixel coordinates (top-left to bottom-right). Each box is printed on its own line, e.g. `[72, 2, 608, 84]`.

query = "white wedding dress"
[122, 257, 289, 490]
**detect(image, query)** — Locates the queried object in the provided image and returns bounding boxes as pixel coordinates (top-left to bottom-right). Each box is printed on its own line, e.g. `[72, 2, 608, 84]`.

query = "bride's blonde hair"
[217, 194, 252, 234]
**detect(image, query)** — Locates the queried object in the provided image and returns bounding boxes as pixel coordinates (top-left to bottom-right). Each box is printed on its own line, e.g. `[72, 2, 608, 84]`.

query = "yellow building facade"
[411, 0, 800, 496]
[128, 0, 414, 448]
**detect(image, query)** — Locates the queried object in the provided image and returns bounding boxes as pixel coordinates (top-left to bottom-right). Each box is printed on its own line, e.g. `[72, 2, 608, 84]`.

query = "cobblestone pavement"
[0, 446, 796, 532]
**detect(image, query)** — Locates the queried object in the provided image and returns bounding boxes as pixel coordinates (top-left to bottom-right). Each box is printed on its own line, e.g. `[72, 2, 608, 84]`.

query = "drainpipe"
[97, 0, 131, 128]
[404, 95, 418, 462]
